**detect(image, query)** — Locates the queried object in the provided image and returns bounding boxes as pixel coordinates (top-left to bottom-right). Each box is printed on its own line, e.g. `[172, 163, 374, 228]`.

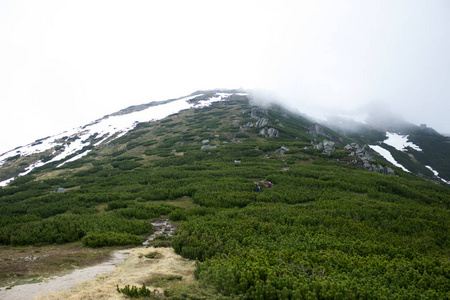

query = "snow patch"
[369, 145, 410, 172]
[384, 132, 422, 151]
[0, 177, 14, 187]
[57, 150, 92, 168]
[0, 92, 239, 186]
[425, 165, 449, 184]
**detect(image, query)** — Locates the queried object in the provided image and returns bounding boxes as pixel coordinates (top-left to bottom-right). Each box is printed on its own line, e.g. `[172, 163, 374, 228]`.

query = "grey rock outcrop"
[259, 127, 279, 138]
[251, 107, 268, 119]
[345, 143, 395, 176]
[255, 118, 271, 127]
[308, 124, 332, 139]
[365, 163, 396, 175]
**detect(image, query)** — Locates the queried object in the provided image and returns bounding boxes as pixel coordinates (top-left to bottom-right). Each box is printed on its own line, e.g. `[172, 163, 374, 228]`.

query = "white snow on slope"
[0, 93, 243, 186]
[369, 145, 410, 172]
[384, 132, 422, 151]
[425, 165, 449, 184]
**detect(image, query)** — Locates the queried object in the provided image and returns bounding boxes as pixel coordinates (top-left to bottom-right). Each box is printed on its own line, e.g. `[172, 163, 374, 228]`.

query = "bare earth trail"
[0, 219, 192, 300]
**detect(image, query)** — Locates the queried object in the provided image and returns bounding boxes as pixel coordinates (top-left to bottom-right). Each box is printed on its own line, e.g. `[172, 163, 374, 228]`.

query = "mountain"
[0, 90, 449, 298]
[1, 90, 449, 187]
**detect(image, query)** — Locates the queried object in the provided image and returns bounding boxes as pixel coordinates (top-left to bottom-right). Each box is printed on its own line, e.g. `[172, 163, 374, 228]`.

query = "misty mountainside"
[1, 90, 449, 186]
[0, 90, 449, 298]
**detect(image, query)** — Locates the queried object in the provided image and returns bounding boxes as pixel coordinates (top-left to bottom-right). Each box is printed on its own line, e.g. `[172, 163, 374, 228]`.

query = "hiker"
[267, 181, 272, 188]
[254, 185, 261, 192]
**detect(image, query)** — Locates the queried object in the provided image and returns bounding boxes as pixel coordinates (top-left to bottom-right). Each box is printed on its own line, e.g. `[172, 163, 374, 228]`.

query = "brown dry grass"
[36, 247, 196, 300]
[0, 242, 118, 287]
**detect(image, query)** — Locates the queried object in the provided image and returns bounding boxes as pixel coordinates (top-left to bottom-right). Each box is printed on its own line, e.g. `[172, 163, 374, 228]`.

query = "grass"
[0, 242, 120, 287]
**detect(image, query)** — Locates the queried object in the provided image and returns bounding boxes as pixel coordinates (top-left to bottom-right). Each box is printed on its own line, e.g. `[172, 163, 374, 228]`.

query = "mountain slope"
[0, 90, 449, 298]
[326, 116, 450, 184]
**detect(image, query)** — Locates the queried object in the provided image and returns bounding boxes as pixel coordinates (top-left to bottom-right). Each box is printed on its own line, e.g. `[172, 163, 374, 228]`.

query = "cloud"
[1, 0, 450, 154]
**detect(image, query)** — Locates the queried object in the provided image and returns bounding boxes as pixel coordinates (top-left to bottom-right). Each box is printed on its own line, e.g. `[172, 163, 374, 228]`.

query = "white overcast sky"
[1, 0, 450, 154]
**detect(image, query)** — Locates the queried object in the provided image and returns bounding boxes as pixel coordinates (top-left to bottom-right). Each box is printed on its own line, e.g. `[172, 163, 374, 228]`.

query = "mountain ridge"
[1, 90, 448, 187]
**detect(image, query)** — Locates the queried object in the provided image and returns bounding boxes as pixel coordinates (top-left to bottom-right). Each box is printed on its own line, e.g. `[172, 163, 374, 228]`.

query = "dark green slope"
[0, 95, 449, 299]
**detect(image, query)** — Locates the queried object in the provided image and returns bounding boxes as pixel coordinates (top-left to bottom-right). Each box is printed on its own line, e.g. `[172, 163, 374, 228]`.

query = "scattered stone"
[234, 160, 241, 163]
[201, 139, 209, 144]
[143, 219, 176, 246]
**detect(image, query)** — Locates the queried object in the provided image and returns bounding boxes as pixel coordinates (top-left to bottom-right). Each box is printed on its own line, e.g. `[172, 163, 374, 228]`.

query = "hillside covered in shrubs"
[0, 93, 449, 298]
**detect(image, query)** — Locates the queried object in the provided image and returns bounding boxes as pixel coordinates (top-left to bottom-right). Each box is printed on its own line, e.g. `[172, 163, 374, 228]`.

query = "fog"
[1, 0, 449, 154]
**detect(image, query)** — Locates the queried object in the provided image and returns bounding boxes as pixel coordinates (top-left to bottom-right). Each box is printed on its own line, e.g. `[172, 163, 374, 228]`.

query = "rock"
[201, 145, 217, 150]
[251, 107, 268, 119]
[363, 161, 372, 171]
[55, 187, 66, 193]
[322, 140, 335, 155]
[202, 139, 210, 144]
[386, 167, 395, 175]
[255, 118, 271, 127]
[259, 127, 279, 138]
[314, 142, 324, 150]
[308, 124, 332, 138]
[276, 146, 289, 155]
[275, 119, 284, 127]
[234, 160, 241, 163]
[243, 122, 254, 128]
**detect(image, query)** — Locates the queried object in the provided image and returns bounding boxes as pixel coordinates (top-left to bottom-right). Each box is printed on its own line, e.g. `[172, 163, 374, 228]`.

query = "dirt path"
[0, 219, 189, 300]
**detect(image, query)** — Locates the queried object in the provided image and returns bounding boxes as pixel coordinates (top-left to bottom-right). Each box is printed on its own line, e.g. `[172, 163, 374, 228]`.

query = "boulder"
[259, 127, 279, 138]
[322, 140, 335, 155]
[201, 139, 210, 144]
[386, 167, 395, 175]
[314, 142, 324, 150]
[55, 187, 66, 193]
[276, 146, 289, 155]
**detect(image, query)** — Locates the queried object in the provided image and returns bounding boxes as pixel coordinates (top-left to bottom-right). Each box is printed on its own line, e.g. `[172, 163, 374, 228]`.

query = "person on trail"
[254, 185, 261, 192]
[267, 181, 272, 188]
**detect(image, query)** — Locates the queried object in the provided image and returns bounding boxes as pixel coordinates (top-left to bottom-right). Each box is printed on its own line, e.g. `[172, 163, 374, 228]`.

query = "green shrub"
[116, 283, 158, 298]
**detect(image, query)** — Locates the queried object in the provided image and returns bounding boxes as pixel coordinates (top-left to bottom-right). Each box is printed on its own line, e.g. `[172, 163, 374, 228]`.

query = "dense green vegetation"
[1, 97, 449, 298]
